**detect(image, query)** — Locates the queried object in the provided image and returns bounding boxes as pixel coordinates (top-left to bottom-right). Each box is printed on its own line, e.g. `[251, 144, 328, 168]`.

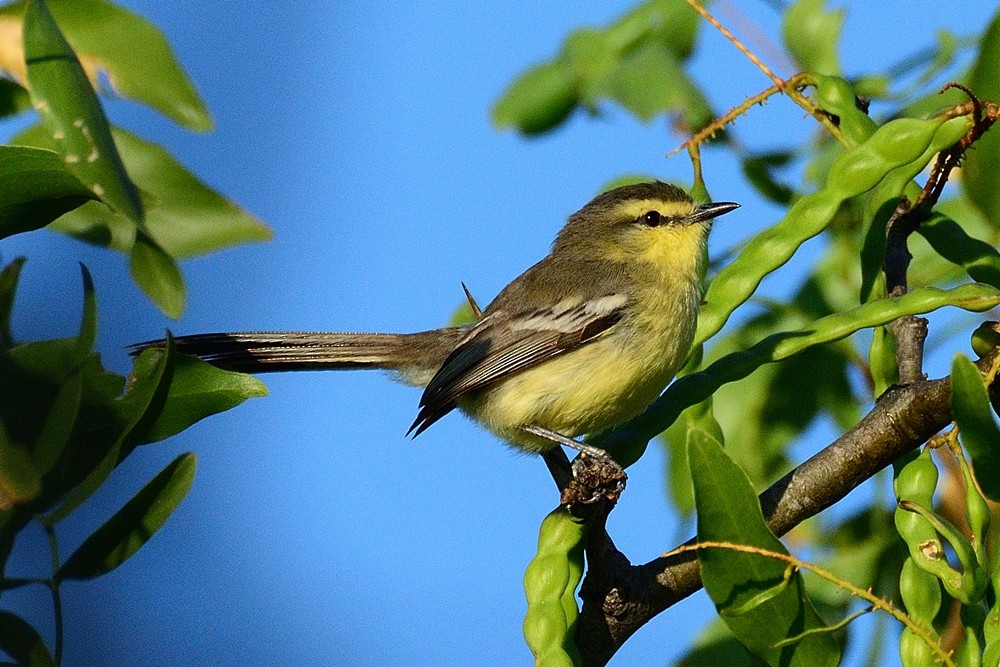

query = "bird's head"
[553, 181, 739, 271]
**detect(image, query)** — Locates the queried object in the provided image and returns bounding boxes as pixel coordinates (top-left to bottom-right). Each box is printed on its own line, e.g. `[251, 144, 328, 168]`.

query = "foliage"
[498, 1, 1000, 665]
[0, 0, 267, 663]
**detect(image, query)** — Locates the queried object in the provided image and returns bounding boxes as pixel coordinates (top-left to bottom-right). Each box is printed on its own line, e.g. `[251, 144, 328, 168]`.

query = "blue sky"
[3, 2, 998, 665]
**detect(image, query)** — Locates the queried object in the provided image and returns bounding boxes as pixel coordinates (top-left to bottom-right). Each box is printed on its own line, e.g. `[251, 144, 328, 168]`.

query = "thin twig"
[682, 1, 846, 145]
[685, 0, 782, 87]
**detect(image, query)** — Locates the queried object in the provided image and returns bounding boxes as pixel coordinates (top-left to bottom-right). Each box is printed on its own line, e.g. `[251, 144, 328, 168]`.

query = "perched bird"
[135, 181, 737, 475]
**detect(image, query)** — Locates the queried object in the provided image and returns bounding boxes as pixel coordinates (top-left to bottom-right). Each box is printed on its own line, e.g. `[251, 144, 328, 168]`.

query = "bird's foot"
[561, 452, 626, 507]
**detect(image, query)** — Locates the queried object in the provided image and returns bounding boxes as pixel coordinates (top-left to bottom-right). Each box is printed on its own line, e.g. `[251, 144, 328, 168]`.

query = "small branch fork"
[566, 89, 1000, 666]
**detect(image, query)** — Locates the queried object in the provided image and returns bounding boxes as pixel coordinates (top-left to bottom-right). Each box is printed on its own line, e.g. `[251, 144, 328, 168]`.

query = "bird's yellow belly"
[460, 284, 699, 453]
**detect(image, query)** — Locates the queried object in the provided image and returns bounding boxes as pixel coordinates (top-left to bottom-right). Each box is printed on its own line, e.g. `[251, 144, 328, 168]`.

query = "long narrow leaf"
[23, 0, 142, 223]
[56, 452, 196, 581]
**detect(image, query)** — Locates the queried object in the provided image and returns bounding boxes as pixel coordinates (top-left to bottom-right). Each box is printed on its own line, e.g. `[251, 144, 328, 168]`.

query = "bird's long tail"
[131, 329, 467, 387]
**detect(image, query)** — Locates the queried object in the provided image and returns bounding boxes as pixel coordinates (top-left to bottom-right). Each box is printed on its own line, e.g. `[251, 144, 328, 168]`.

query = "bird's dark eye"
[640, 210, 662, 227]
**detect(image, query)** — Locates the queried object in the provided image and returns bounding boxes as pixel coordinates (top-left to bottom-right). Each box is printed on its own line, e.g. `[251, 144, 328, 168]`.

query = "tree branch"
[575, 351, 999, 666]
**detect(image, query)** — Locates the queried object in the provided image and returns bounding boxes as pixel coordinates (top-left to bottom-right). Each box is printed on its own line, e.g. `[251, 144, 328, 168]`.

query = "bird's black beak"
[684, 201, 740, 225]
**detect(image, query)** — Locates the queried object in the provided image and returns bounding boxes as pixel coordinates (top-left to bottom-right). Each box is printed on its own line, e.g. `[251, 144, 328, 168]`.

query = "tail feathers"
[130, 329, 467, 386]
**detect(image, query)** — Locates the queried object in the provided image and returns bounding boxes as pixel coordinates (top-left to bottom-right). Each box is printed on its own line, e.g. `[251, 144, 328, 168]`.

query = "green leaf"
[492, 59, 578, 135]
[44, 334, 173, 525]
[0, 0, 211, 130]
[57, 452, 195, 581]
[31, 369, 81, 477]
[711, 327, 859, 493]
[25, 264, 100, 478]
[135, 352, 267, 445]
[130, 230, 185, 318]
[0, 145, 96, 239]
[590, 41, 712, 128]
[14, 123, 272, 258]
[662, 398, 724, 517]
[75, 262, 97, 353]
[950, 354, 1000, 500]
[563, 28, 617, 86]
[0, 336, 123, 521]
[0, 612, 55, 667]
[22, 0, 142, 223]
[690, 435, 840, 665]
[0, 257, 26, 350]
[919, 212, 1000, 289]
[493, 0, 707, 135]
[605, 0, 701, 60]
[782, 0, 843, 75]
[964, 8, 1000, 225]
[676, 619, 757, 666]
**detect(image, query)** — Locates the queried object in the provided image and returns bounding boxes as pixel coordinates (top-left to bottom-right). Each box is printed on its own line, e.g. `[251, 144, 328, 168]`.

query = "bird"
[134, 181, 737, 483]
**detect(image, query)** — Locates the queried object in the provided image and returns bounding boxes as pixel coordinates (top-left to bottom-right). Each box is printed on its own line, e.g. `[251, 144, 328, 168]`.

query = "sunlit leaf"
[13, 123, 272, 258]
[591, 41, 712, 128]
[492, 0, 707, 135]
[0, 0, 211, 130]
[662, 398, 723, 517]
[22, 0, 142, 223]
[135, 352, 267, 445]
[57, 452, 195, 580]
[690, 435, 840, 665]
[782, 0, 843, 75]
[492, 59, 578, 135]
[605, 0, 700, 60]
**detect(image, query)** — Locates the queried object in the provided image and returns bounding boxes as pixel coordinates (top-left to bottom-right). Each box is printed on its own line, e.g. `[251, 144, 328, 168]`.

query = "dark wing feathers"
[408, 294, 627, 436]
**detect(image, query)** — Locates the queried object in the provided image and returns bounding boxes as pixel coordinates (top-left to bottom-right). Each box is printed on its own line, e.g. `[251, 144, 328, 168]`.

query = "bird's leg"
[523, 425, 627, 506]
[522, 425, 616, 460]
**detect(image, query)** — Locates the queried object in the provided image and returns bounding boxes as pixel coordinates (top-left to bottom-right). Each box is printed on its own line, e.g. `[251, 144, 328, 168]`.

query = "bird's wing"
[408, 293, 628, 436]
